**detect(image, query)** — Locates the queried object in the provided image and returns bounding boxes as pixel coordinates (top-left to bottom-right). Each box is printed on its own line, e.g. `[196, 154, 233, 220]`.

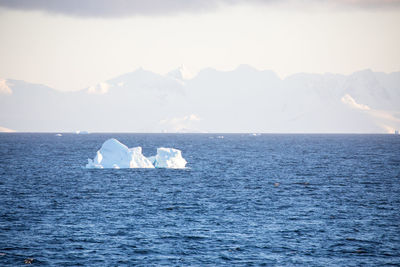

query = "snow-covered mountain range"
[1, 65, 399, 133]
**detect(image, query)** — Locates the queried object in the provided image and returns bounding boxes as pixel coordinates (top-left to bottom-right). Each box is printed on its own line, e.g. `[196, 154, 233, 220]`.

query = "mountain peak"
[167, 64, 194, 80]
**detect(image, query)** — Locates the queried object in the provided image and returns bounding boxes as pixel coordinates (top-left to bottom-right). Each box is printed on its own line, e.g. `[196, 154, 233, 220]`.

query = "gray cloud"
[0, 0, 399, 18]
[0, 0, 228, 17]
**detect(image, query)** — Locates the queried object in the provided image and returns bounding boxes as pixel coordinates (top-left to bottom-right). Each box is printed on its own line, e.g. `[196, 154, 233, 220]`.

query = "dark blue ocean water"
[0, 133, 399, 266]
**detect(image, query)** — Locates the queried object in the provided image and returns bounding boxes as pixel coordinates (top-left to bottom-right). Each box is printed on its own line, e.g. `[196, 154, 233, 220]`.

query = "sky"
[0, 0, 400, 91]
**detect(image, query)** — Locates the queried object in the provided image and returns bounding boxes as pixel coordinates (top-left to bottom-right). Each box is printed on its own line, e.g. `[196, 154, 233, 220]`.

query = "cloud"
[0, 0, 399, 18]
[341, 93, 400, 133]
[0, 79, 12, 94]
[341, 94, 370, 110]
[336, 0, 400, 9]
[186, 114, 201, 121]
[0, 0, 223, 17]
[160, 114, 201, 132]
[379, 123, 397, 134]
[87, 82, 110, 94]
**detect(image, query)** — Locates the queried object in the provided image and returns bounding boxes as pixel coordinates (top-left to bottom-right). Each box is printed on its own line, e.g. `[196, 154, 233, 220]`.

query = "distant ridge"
[1, 66, 399, 133]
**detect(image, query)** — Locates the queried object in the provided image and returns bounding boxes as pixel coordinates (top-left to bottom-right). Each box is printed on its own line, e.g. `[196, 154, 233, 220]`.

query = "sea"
[0, 133, 399, 266]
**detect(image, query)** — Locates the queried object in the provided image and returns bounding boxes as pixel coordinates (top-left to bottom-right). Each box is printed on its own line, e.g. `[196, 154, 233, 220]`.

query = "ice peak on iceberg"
[101, 138, 129, 153]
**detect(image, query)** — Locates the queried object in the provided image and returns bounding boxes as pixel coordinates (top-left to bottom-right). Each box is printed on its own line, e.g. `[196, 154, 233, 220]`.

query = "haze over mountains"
[1, 65, 399, 133]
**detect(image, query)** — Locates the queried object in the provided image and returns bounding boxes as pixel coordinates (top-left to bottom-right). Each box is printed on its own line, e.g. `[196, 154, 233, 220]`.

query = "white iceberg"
[148, 147, 187, 169]
[86, 138, 187, 169]
[86, 138, 155, 169]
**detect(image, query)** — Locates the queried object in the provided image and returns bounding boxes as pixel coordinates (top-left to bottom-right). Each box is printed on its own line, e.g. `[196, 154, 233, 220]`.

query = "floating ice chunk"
[112, 164, 120, 169]
[149, 147, 187, 169]
[76, 130, 90, 134]
[86, 138, 187, 169]
[86, 138, 154, 169]
[55, 133, 62, 136]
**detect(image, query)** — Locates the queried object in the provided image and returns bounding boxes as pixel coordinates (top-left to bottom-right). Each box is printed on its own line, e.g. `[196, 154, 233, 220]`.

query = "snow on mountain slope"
[1, 66, 399, 133]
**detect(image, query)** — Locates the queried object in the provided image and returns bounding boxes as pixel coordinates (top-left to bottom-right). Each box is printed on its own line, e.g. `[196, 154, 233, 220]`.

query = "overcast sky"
[0, 0, 399, 91]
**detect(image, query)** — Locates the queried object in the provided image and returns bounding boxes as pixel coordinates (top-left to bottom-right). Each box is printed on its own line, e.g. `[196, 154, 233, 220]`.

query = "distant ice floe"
[86, 138, 187, 169]
[55, 133, 62, 136]
[76, 130, 90, 134]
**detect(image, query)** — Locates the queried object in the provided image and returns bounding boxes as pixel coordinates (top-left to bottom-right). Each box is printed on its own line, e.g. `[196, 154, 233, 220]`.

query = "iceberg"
[86, 138, 155, 169]
[86, 138, 187, 169]
[148, 147, 187, 169]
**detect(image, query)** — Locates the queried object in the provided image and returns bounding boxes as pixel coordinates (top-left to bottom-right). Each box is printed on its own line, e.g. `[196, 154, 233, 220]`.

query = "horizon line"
[1, 131, 398, 135]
